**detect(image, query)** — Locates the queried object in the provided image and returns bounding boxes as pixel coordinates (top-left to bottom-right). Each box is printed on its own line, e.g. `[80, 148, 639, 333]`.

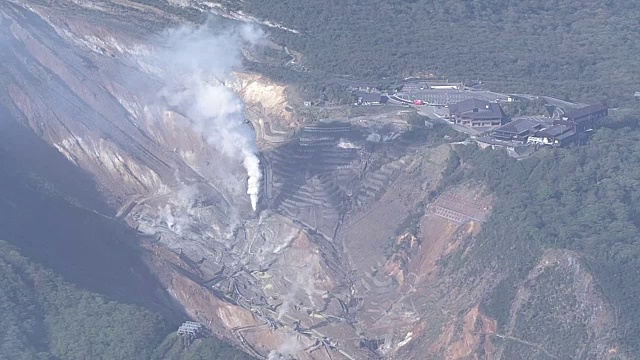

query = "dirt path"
[493, 333, 558, 359]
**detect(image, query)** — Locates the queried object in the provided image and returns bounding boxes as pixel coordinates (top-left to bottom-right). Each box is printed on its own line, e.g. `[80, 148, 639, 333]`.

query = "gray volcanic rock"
[2, 1, 625, 359]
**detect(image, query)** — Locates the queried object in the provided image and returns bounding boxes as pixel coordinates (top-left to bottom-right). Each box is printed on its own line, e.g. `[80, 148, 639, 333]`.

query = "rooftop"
[535, 124, 571, 138]
[449, 99, 506, 120]
[450, 98, 492, 114]
[178, 321, 204, 336]
[493, 118, 546, 135]
[562, 104, 607, 120]
[468, 105, 506, 120]
[556, 130, 578, 140]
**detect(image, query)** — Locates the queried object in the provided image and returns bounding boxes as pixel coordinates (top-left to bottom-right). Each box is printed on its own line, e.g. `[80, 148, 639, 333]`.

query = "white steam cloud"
[152, 21, 264, 211]
[267, 335, 303, 360]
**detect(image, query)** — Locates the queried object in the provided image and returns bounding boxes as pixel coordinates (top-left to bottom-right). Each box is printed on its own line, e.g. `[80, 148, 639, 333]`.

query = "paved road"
[541, 96, 587, 109]
[388, 94, 412, 105]
[416, 105, 483, 136]
[416, 105, 446, 119]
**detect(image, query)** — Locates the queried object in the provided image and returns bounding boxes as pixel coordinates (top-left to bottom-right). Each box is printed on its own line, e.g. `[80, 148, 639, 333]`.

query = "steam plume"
[152, 21, 264, 211]
[267, 335, 303, 360]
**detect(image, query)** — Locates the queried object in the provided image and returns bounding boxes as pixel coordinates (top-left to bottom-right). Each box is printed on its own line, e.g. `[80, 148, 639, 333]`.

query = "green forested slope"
[237, 0, 640, 105]
[444, 119, 640, 354]
[0, 241, 255, 360]
[0, 240, 168, 359]
[153, 333, 255, 360]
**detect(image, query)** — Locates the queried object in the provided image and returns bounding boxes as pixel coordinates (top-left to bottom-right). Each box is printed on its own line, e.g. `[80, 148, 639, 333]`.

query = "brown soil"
[412, 215, 459, 281]
[434, 305, 497, 360]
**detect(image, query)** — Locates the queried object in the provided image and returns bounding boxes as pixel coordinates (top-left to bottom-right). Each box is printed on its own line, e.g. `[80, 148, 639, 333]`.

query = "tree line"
[441, 119, 640, 355]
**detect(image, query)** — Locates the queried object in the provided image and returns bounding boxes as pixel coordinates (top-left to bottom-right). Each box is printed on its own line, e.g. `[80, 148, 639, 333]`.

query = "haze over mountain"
[1, 0, 639, 359]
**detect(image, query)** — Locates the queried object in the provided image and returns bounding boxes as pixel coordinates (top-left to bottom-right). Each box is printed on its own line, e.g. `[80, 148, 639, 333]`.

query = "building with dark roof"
[555, 104, 607, 132]
[481, 105, 603, 149]
[527, 124, 583, 147]
[448, 99, 508, 127]
[491, 117, 547, 142]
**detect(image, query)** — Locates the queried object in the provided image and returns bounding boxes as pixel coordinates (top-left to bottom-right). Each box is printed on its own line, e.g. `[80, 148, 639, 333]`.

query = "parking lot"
[395, 89, 509, 106]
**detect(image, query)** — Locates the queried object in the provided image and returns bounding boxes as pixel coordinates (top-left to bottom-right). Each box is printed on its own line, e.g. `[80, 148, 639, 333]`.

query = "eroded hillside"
[0, 0, 634, 359]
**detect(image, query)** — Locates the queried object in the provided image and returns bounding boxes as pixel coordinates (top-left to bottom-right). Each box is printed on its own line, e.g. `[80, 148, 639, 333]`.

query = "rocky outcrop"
[0, 1, 628, 359]
[232, 72, 294, 129]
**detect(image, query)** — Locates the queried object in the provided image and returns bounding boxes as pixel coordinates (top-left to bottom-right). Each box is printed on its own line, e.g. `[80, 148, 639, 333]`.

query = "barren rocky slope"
[0, 1, 629, 359]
